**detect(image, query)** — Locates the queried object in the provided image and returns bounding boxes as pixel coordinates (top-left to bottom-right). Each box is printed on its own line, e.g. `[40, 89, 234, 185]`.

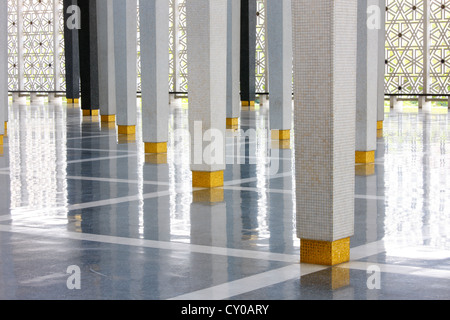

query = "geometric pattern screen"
[385, 0, 450, 95]
[429, 0, 450, 94]
[7, 0, 450, 95]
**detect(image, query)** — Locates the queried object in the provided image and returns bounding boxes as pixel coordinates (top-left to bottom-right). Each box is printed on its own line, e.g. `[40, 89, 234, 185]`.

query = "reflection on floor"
[0, 99, 449, 300]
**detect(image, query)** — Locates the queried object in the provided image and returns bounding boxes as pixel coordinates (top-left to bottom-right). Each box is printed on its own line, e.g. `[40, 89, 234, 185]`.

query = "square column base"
[82, 109, 99, 116]
[67, 98, 80, 104]
[300, 238, 350, 266]
[192, 171, 224, 189]
[0, 135, 3, 145]
[101, 115, 116, 123]
[355, 151, 375, 164]
[118, 125, 136, 135]
[271, 130, 291, 141]
[377, 121, 383, 130]
[4, 122, 7, 136]
[241, 101, 255, 107]
[226, 118, 239, 128]
[144, 142, 167, 154]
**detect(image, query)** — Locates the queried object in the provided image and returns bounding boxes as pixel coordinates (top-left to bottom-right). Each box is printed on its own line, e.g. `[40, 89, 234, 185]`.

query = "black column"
[78, 0, 99, 114]
[240, 0, 256, 106]
[63, 0, 80, 101]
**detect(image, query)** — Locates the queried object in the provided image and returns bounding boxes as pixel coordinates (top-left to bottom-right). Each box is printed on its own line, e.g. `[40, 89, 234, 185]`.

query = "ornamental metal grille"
[256, 0, 268, 93]
[22, 0, 57, 91]
[6, 0, 450, 96]
[177, 0, 188, 93]
[385, 0, 425, 95]
[430, 1, 450, 94]
[7, 0, 19, 91]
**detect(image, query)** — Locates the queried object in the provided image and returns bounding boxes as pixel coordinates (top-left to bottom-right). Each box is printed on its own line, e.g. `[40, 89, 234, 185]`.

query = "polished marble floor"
[0, 98, 449, 300]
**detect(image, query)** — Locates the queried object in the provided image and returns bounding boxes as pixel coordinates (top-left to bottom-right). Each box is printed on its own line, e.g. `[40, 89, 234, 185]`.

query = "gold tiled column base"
[193, 188, 224, 203]
[300, 238, 350, 266]
[67, 98, 80, 104]
[82, 109, 99, 116]
[241, 101, 255, 107]
[101, 115, 116, 123]
[226, 118, 239, 128]
[118, 125, 136, 135]
[192, 171, 224, 188]
[145, 142, 167, 154]
[0, 135, 3, 145]
[271, 129, 291, 140]
[355, 150, 375, 164]
[377, 121, 383, 130]
[355, 163, 375, 176]
[4, 122, 7, 136]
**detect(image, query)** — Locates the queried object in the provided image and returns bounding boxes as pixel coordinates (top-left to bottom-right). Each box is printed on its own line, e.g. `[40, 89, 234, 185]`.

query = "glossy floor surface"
[0, 99, 449, 300]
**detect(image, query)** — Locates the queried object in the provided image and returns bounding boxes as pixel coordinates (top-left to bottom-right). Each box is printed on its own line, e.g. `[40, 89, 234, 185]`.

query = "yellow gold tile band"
[82, 109, 99, 116]
[271, 130, 291, 140]
[101, 115, 116, 123]
[241, 101, 255, 107]
[118, 125, 136, 135]
[192, 171, 224, 189]
[355, 150, 375, 164]
[144, 142, 167, 154]
[300, 238, 350, 266]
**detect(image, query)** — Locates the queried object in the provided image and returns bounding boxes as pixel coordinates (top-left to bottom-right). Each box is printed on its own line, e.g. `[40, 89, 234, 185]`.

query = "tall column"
[113, 0, 138, 136]
[186, 0, 227, 189]
[97, 0, 116, 123]
[63, 0, 81, 104]
[140, 0, 169, 155]
[0, 0, 7, 147]
[377, 0, 386, 134]
[240, 0, 257, 107]
[267, 0, 292, 141]
[292, 0, 357, 266]
[226, 0, 241, 128]
[78, 0, 100, 116]
[355, 0, 378, 167]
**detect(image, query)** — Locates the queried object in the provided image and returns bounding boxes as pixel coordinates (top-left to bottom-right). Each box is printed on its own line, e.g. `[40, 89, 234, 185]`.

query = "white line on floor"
[168, 264, 326, 300]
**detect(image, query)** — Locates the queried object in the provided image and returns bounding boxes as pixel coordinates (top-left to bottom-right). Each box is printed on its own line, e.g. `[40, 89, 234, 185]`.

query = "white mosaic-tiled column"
[226, 0, 241, 128]
[186, 0, 227, 188]
[97, 0, 117, 125]
[140, 0, 169, 157]
[0, 0, 6, 148]
[267, 0, 293, 142]
[113, 0, 138, 136]
[377, 0, 386, 134]
[292, 0, 357, 266]
[356, 0, 378, 167]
